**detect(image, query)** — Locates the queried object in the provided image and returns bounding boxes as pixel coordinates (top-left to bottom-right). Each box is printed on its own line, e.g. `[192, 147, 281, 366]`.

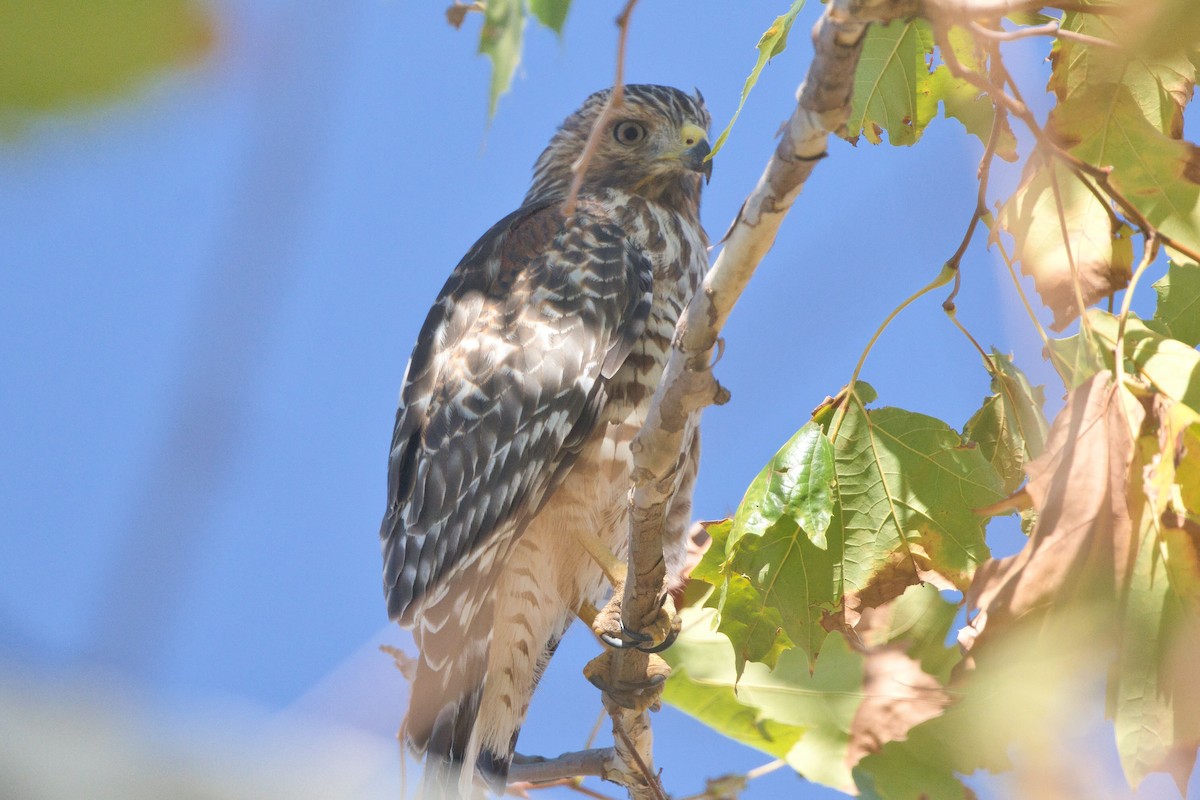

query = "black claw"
[599, 631, 640, 649]
[620, 622, 653, 643]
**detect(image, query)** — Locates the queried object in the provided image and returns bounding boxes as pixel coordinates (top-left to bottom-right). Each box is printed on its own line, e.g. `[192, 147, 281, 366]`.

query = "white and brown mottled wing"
[381, 200, 654, 626]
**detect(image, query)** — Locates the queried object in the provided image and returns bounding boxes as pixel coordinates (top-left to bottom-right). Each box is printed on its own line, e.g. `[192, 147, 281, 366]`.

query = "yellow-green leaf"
[1049, 82, 1200, 256]
[478, 0, 525, 117]
[1152, 260, 1200, 347]
[709, 0, 806, 158]
[846, 18, 937, 146]
[0, 0, 213, 115]
[527, 0, 570, 35]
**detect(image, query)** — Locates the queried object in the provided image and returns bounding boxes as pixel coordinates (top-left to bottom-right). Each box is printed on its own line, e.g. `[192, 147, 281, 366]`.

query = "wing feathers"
[382, 201, 654, 625]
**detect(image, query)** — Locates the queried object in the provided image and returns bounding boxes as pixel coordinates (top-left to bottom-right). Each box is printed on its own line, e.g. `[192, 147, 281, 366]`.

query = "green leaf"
[478, 0, 525, 117]
[693, 521, 794, 673]
[831, 393, 1002, 600]
[729, 421, 835, 551]
[709, 0, 806, 158]
[665, 606, 866, 793]
[661, 605, 811, 766]
[1153, 261, 1200, 347]
[963, 351, 1049, 495]
[1049, 82, 1200, 257]
[0, 0, 213, 115]
[527, 0, 570, 34]
[846, 18, 937, 146]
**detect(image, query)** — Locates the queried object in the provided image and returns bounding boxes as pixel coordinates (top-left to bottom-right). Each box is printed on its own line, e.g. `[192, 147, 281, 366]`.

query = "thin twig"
[942, 64, 1006, 310]
[563, 0, 639, 215]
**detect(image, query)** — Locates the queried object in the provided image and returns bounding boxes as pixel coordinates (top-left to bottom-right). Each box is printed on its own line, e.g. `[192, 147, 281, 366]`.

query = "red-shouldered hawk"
[380, 84, 711, 797]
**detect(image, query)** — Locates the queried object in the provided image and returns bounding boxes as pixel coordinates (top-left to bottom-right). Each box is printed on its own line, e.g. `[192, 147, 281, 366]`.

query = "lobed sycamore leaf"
[708, 0, 806, 159]
[478, 0, 525, 117]
[1152, 260, 1200, 347]
[830, 392, 1001, 631]
[0, 0, 213, 115]
[997, 154, 1134, 330]
[527, 0, 570, 35]
[846, 19, 937, 146]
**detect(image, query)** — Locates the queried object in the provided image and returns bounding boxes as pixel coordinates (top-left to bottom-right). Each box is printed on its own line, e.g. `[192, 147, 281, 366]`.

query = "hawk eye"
[613, 120, 646, 145]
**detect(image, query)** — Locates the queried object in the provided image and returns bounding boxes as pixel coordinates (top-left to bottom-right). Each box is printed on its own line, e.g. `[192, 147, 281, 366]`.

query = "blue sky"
[1, 1, 1192, 798]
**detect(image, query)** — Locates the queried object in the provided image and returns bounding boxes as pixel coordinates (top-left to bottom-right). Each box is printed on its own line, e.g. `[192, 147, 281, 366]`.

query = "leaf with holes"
[846, 18, 937, 146]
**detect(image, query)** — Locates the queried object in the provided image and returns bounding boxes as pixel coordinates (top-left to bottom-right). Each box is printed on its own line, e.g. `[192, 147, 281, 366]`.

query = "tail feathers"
[405, 580, 508, 798]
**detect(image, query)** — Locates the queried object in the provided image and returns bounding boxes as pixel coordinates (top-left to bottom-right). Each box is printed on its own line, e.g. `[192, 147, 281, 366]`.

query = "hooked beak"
[682, 138, 713, 184]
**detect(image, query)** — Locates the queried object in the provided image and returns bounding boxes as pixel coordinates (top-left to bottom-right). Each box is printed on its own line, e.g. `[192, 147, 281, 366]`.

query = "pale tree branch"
[520, 0, 1137, 797]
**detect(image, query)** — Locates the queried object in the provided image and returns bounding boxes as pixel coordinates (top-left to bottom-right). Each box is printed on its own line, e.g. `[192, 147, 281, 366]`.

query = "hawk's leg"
[573, 530, 680, 653]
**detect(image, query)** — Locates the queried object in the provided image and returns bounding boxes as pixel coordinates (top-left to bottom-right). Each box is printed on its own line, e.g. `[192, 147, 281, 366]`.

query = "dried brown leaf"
[964, 374, 1144, 642]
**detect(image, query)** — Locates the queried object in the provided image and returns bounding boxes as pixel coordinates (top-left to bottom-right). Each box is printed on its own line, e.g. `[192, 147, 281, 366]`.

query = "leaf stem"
[835, 264, 956, 438]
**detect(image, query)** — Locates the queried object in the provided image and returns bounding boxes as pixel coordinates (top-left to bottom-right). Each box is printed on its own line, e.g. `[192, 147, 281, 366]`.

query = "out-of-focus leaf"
[963, 351, 1049, 495]
[1049, 82, 1200, 257]
[847, 18, 937, 146]
[1057, 311, 1200, 412]
[929, 26, 1018, 160]
[1114, 397, 1200, 792]
[667, 602, 956, 795]
[662, 605, 809, 764]
[709, 0, 806, 158]
[1050, 10, 1195, 138]
[997, 153, 1134, 330]
[478, 0, 524, 117]
[0, 0, 213, 114]
[1152, 261, 1200, 347]
[527, 0, 570, 34]
[967, 374, 1142, 639]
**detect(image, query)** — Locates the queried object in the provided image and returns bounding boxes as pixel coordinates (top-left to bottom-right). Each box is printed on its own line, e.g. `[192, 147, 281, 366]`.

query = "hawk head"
[526, 84, 712, 209]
